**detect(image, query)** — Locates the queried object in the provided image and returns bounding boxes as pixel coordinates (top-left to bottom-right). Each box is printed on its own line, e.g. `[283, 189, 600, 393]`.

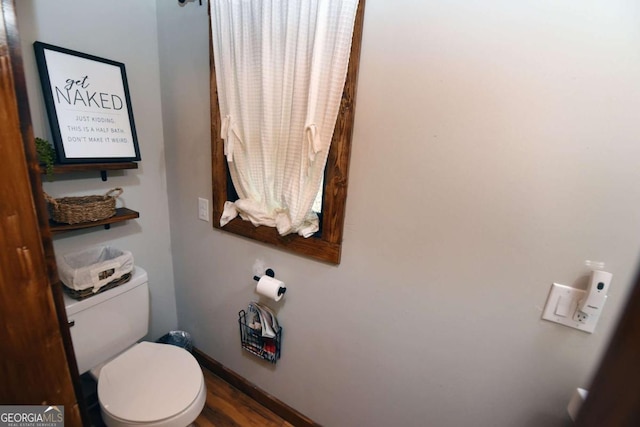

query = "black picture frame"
[33, 42, 141, 163]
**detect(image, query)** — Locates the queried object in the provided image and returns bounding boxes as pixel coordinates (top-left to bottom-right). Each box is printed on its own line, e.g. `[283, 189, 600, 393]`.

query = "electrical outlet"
[573, 310, 589, 323]
[198, 197, 209, 222]
[542, 283, 600, 333]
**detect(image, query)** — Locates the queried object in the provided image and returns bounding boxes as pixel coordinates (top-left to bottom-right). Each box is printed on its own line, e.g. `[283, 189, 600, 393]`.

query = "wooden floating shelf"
[49, 208, 139, 234]
[40, 162, 138, 181]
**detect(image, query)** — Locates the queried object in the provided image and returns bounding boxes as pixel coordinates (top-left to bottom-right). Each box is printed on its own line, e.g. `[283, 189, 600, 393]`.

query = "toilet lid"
[98, 342, 203, 423]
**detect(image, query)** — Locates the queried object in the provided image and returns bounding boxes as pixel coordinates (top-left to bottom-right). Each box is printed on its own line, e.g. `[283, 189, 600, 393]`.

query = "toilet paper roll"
[256, 275, 286, 302]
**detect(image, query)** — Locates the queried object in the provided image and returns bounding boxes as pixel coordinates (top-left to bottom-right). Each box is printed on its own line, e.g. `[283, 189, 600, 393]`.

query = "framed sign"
[34, 42, 141, 163]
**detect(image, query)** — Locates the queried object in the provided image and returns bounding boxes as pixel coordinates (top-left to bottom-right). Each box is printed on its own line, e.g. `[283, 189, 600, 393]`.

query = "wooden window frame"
[209, 1, 365, 264]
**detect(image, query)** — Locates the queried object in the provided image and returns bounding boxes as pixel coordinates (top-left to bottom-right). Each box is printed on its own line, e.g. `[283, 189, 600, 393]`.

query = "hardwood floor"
[194, 369, 294, 427]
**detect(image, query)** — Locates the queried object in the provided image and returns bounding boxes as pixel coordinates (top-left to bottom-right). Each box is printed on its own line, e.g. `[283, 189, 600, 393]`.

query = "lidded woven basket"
[45, 188, 123, 224]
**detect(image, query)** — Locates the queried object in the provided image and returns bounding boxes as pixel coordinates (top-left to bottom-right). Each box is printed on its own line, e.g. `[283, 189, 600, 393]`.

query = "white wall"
[158, 1, 640, 426]
[16, 0, 177, 340]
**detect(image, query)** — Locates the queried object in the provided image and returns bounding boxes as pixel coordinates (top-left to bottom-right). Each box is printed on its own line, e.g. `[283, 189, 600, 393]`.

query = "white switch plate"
[542, 283, 599, 333]
[198, 197, 209, 222]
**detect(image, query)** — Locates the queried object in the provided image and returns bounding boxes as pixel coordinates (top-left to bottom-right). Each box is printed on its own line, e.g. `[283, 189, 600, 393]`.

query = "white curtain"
[210, 0, 359, 237]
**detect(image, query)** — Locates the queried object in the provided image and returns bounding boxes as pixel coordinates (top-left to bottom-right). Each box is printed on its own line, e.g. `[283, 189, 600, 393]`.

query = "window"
[209, 0, 365, 264]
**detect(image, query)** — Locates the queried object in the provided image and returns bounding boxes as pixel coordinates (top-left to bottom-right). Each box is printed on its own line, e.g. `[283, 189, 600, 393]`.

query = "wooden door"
[0, 0, 83, 425]
[576, 273, 640, 426]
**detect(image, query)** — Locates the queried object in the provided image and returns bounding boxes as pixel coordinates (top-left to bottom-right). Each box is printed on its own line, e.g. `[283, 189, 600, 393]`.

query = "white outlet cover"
[542, 283, 599, 333]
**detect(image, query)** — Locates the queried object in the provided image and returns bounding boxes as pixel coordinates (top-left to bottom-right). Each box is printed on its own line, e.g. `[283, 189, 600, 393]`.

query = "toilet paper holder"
[253, 269, 286, 297]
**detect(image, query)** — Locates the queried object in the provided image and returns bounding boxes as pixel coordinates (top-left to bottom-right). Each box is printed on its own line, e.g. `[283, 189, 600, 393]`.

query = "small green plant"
[35, 137, 56, 180]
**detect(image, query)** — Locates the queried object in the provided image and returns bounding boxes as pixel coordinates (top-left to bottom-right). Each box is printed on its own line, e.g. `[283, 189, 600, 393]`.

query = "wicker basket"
[63, 272, 132, 300]
[45, 188, 123, 224]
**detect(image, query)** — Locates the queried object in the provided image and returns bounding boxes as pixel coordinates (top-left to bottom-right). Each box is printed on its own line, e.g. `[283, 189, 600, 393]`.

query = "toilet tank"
[63, 266, 149, 374]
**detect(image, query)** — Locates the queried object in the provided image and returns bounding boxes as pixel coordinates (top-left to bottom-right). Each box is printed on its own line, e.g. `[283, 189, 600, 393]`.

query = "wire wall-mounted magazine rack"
[238, 306, 282, 364]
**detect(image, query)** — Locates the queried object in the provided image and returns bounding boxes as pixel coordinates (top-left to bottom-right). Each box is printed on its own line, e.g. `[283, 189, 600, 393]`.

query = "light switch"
[554, 295, 572, 317]
[198, 197, 209, 222]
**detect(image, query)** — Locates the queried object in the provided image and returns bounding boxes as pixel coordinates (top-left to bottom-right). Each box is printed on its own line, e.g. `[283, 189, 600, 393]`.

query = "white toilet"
[63, 266, 206, 427]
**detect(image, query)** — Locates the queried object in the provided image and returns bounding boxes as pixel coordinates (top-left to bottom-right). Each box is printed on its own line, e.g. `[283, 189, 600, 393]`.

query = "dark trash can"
[157, 330, 193, 352]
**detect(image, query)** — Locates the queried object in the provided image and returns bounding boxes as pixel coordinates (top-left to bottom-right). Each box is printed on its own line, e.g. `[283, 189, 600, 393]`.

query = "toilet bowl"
[64, 266, 206, 426]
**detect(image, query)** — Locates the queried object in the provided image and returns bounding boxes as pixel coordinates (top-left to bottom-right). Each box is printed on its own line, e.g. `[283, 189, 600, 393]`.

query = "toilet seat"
[98, 342, 206, 426]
